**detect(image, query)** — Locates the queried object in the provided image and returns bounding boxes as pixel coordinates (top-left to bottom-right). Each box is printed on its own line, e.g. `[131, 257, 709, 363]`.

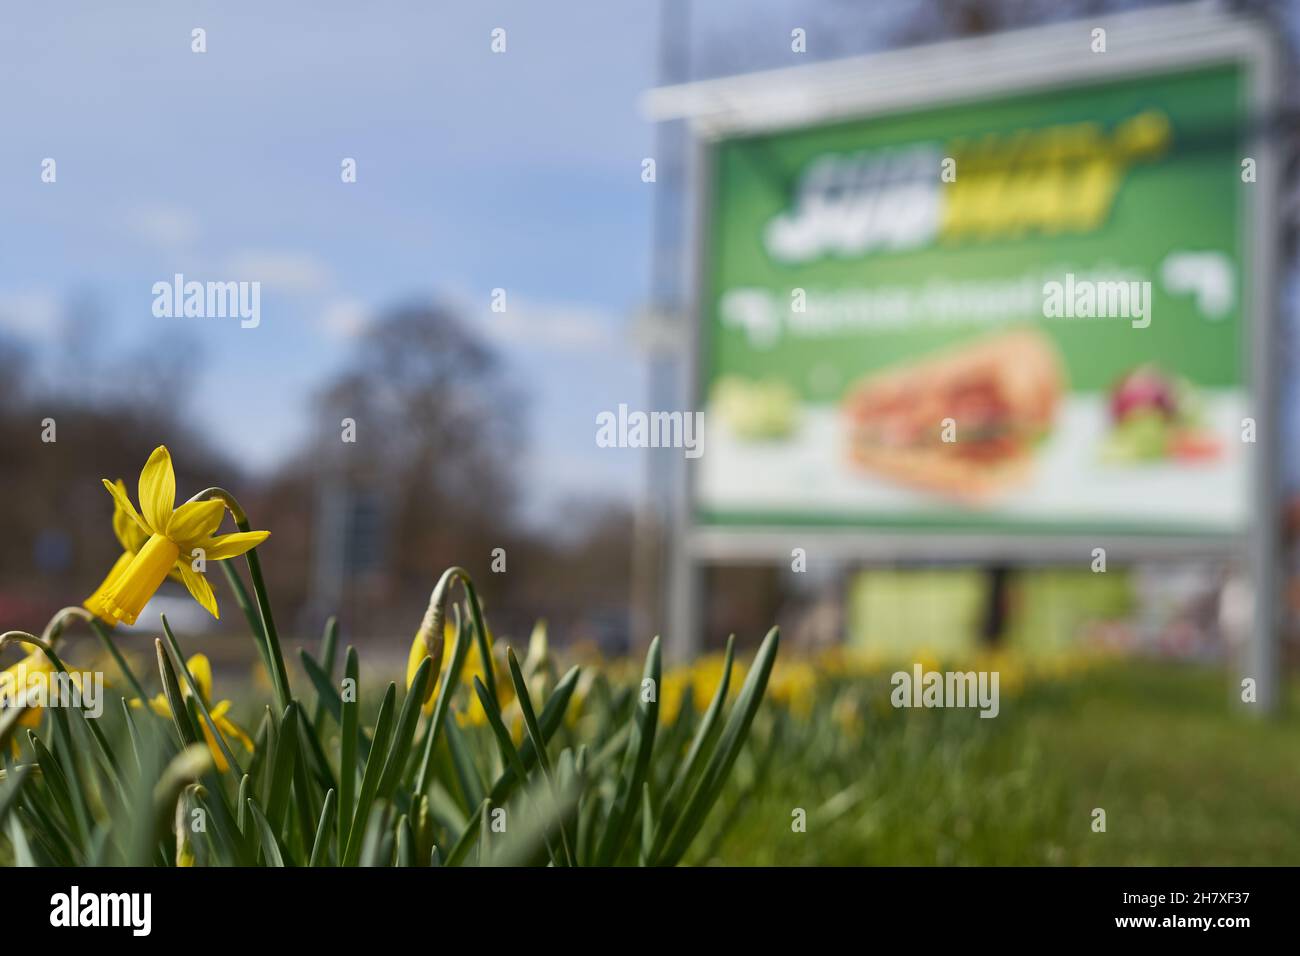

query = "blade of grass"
[289, 713, 320, 861]
[246, 796, 286, 867]
[338, 646, 359, 857]
[160, 615, 244, 778]
[639, 782, 655, 865]
[19, 789, 76, 865]
[296, 707, 339, 794]
[311, 617, 339, 732]
[48, 708, 94, 851]
[236, 773, 255, 861]
[0, 700, 29, 758]
[442, 714, 486, 812]
[655, 627, 779, 866]
[265, 702, 299, 836]
[121, 699, 145, 775]
[650, 634, 735, 859]
[155, 639, 199, 747]
[132, 744, 211, 866]
[358, 803, 392, 867]
[477, 796, 491, 866]
[594, 636, 660, 866]
[507, 648, 574, 866]
[395, 814, 415, 866]
[443, 666, 580, 866]
[27, 732, 81, 846]
[300, 650, 343, 725]
[6, 814, 37, 866]
[308, 788, 337, 866]
[342, 682, 397, 866]
[375, 657, 431, 801]
[471, 675, 561, 866]
[0, 764, 32, 827]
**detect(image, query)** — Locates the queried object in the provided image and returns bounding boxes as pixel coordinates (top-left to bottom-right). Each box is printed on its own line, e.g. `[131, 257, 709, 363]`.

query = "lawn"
[698, 660, 1300, 866]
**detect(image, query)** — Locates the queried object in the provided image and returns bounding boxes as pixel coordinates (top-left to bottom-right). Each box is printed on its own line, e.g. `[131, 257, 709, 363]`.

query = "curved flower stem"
[0, 630, 56, 657]
[40, 606, 91, 644]
[412, 567, 496, 796]
[38, 605, 150, 704]
[189, 487, 292, 715]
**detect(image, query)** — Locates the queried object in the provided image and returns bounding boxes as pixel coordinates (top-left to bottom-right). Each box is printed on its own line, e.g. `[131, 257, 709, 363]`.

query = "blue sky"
[0, 0, 662, 520]
[3, 0, 1297, 523]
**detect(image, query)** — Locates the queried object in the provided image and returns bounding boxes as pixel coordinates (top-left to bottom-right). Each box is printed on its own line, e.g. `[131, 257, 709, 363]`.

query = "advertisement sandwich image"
[696, 64, 1251, 536]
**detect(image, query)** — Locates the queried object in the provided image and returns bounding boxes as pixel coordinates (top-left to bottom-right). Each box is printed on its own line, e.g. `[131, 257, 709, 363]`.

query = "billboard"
[695, 61, 1256, 538]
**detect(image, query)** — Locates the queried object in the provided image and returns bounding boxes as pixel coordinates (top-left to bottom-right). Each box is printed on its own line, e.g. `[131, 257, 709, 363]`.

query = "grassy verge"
[702, 660, 1300, 865]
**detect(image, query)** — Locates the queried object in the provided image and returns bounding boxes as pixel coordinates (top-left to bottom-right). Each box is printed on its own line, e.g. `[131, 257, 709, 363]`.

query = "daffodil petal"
[138, 445, 176, 532]
[176, 561, 219, 619]
[110, 479, 149, 553]
[102, 479, 150, 537]
[215, 708, 254, 751]
[203, 530, 270, 562]
[167, 499, 226, 548]
[135, 695, 171, 719]
[184, 653, 213, 703]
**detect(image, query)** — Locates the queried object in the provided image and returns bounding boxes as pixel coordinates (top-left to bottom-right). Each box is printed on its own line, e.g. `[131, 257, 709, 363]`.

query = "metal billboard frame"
[648, 2, 1282, 704]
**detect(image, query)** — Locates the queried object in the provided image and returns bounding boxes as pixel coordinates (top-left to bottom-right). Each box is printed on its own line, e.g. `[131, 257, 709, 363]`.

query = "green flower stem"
[87, 619, 149, 703]
[219, 561, 276, 684]
[190, 487, 291, 714]
[40, 606, 90, 644]
[412, 568, 495, 796]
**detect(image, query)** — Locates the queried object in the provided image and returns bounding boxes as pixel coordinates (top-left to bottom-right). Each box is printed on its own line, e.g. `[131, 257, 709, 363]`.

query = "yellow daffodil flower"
[0, 647, 57, 755]
[86, 446, 270, 626]
[136, 653, 252, 772]
[85, 480, 154, 623]
[406, 619, 453, 716]
[404, 613, 512, 723]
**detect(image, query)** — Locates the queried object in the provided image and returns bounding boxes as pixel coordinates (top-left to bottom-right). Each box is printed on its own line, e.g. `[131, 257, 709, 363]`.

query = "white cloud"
[321, 298, 372, 340]
[475, 298, 618, 352]
[224, 250, 333, 294]
[0, 290, 62, 340]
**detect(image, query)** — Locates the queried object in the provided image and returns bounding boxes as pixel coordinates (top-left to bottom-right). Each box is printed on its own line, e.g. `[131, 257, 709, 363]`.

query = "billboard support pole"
[1245, 32, 1283, 714]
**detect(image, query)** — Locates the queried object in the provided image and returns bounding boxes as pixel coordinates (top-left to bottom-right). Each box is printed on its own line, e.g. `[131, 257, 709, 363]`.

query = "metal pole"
[632, 0, 691, 655]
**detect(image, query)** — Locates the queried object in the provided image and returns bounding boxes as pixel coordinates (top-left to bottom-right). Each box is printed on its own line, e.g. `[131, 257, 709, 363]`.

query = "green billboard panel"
[697, 64, 1252, 537]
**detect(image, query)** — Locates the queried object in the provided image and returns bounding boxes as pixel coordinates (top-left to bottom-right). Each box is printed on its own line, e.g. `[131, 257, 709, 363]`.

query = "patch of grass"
[703, 661, 1300, 865]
